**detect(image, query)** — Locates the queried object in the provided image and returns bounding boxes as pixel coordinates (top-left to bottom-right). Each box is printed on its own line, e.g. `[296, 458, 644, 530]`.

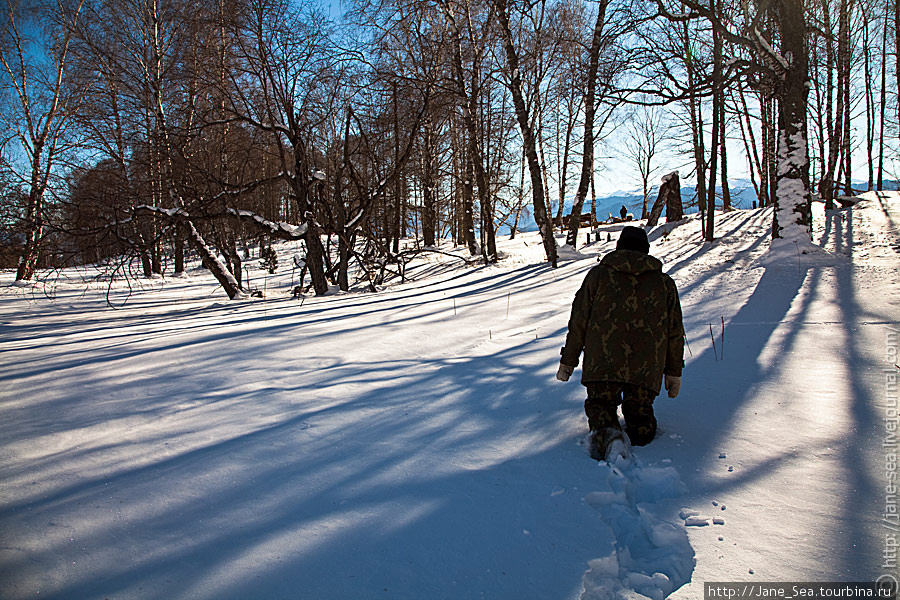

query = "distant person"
[619, 205, 628, 220]
[556, 226, 685, 460]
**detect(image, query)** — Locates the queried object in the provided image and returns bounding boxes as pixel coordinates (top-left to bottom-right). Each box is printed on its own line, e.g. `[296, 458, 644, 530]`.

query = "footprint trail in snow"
[580, 450, 695, 600]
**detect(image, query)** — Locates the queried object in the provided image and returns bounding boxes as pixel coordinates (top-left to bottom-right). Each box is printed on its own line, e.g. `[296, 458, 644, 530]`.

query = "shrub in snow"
[260, 247, 278, 274]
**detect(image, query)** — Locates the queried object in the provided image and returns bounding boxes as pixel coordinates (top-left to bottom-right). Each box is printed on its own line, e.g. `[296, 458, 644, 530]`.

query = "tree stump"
[648, 171, 681, 226]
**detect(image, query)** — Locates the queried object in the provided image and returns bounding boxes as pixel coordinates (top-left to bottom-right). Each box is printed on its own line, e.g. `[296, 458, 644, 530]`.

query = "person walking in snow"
[619, 205, 628, 220]
[556, 226, 684, 457]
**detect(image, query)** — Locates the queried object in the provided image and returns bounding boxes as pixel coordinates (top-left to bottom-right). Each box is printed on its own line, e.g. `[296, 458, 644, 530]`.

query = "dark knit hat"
[616, 226, 650, 254]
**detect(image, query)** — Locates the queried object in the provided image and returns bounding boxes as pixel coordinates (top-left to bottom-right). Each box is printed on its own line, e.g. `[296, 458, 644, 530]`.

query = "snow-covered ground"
[1, 192, 898, 599]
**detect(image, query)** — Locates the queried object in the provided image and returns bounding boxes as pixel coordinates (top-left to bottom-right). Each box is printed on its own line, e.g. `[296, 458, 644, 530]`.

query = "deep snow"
[1, 192, 898, 599]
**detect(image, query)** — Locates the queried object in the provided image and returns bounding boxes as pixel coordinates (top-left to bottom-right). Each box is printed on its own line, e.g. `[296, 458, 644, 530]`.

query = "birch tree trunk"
[877, 6, 888, 190]
[840, 0, 853, 196]
[683, 21, 707, 218]
[862, 9, 874, 191]
[771, 0, 813, 243]
[422, 116, 438, 247]
[1, 0, 85, 280]
[494, 0, 557, 267]
[720, 94, 731, 211]
[566, 0, 609, 248]
[439, 0, 491, 259]
[705, 0, 722, 242]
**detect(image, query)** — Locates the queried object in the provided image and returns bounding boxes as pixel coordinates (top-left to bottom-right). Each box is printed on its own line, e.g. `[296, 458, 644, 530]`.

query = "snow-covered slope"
[1, 192, 898, 599]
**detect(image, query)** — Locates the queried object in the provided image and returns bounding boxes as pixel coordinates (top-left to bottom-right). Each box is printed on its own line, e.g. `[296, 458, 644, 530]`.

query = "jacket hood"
[600, 249, 662, 276]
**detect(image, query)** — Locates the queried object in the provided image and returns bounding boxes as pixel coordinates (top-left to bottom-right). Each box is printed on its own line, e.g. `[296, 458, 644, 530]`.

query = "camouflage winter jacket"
[561, 249, 684, 394]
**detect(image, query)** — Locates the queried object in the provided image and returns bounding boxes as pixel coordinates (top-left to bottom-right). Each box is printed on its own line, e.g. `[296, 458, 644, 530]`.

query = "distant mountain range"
[500, 178, 899, 233]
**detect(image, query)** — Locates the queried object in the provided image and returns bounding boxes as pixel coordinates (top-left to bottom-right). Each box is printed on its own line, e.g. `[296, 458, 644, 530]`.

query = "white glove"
[665, 374, 681, 398]
[556, 363, 574, 382]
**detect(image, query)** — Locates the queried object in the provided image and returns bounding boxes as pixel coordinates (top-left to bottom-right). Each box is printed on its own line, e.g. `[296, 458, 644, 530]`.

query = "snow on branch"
[133, 205, 187, 219]
[749, 28, 790, 76]
[132, 204, 309, 300]
[134, 205, 308, 240]
[225, 209, 308, 239]
[132, 205, 245, 300]
[184, 220, 246, 300]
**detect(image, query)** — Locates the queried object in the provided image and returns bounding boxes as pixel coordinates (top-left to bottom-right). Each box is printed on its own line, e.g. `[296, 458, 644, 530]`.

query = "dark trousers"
[585, 382, 658, 446]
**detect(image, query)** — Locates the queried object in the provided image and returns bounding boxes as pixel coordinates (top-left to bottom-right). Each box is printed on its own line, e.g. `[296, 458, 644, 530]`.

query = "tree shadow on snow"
[0, 313, 618, 599]
[657, 206, 887, 580]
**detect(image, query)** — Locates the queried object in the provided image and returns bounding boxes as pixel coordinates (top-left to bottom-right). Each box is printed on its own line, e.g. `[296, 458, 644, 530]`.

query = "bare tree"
[548, 19, 584, 229]
[437, 0, 491, 260]
[629, 8, 712, 235]
[493, 0, 557, 266]
[734, 85, 766, 207]
[861, 0, 876, 191]
[58, 0, 313, 299]
[877, 0, 889, 189]
[564, 0, 624, 248]
[652, 0, 815, 242]
[1, 0, 86, 280]
[701, 0, 723, 241]
[227, 0, 338, 295]
[896, 0, 899, 159]
[623, 104, 667, 220]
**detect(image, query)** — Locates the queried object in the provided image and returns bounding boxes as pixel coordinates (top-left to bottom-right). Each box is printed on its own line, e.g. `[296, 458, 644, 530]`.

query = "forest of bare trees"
[1, 0, 898, 298]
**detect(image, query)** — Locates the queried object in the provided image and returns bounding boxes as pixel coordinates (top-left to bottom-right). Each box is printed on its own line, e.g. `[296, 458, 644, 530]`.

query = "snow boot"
[588, 425, 631, 462]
